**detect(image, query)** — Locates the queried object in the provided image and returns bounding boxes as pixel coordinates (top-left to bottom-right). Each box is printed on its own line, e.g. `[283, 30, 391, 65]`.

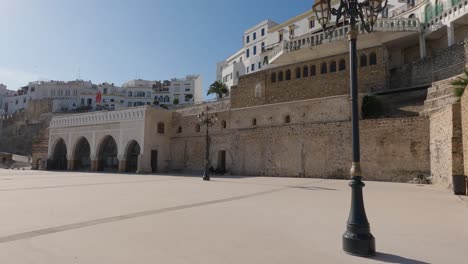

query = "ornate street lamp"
[313, 0, 387, 257]
[197, 106, 218, 181]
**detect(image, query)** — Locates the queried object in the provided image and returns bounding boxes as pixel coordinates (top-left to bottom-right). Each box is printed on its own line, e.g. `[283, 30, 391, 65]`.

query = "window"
[110, 98, 115, 103]
[246, 35, 250, 43]
[87, 99, 92, 105]
[103, 88, 108, 94]
[285, 115, 291, 124]
[296, 67, 301, 79]
[195, 124, 201, 132]
[251, 64, 255, 71]
[279, 32, 283, 42]
[81, 99, 85, 105]
[309, 19, 315, 29]
[158, 122, 164, 134]
[261, 42, 265, 52]
[271, 72, 277, 83]
[246, 49, 250, 58]
[360, 55, 368, 67]
[339, 59, 346, 71]
[252, 118, 257, 126]
[128, 91, 133, 97]
[311, 65, 316, 76]
[285, 70, 291, 80]
[369, 52, 377, 65]
[177, 126, 182, 133]
[330, 61, 337, 72]
[261, 28, 265, 36]
[289, 26, 295, 37]
[246, 67, 249, 73]
[222, 120, 227, 129]
[253, 46, 257, 55]
[253, 32, 256, 40]
[258, 62, 262, 70]
[303, 66, 309, 77]
[321, 63, 327, 74]
[278, 71, 284, 81]
[23, 98, 26, 103]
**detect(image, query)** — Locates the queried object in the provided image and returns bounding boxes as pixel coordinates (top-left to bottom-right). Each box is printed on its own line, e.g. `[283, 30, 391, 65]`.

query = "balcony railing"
[422, 0, 468, 32]
[285, 18, 420, 52]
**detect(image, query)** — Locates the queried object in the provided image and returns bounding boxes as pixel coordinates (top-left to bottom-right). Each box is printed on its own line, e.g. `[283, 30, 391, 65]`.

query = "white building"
[1, 75, 203, 115]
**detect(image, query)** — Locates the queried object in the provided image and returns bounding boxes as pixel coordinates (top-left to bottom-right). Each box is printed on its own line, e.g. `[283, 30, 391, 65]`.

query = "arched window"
[369, 52, 377, 65]
[303, 66, 309, 77]
[285, 115, 291, 124]
[285, 70, 291, 80]
[177, 126, 182, 133]
[278, 71, 284, 82]
[360, 55, 368, 67]
[311, 65, 316, 76]
[195, 124, 201, 132]
[330, 61, 337, 72]
[252, 118, 257, 126]
[222, 120, 227, 129]
[424, 3, 434, 23]
[271, 72, 277, 83]
[320, 63, 327, 74]
[339, 59, 346, 71]
[295, 67, 301, 79]
[157, 122, 165, 134]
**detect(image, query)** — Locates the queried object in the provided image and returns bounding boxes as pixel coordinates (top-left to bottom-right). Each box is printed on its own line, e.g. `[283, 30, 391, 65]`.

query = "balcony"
[265, 18, 421, 65]
[422, 0, 468, 34]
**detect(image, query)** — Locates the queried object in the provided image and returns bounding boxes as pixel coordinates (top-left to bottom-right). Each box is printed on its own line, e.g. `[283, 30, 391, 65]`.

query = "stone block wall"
[432, 39, 468, 82]
[31, 128, 49, 170]
[231, 47, 387, 109]
[429, 104, 464, 188]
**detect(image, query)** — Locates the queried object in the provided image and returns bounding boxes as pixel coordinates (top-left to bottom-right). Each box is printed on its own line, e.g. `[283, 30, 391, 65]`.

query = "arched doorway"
[51, 138, 67, 170]
[74, 137, 91, 171]
[97, 136, 118, 172]
[126, 140, 140, 173]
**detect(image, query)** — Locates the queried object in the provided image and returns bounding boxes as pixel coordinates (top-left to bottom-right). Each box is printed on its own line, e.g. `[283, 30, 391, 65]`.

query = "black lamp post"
[312, 0, 387, 257]
[197, 106, 218, 181]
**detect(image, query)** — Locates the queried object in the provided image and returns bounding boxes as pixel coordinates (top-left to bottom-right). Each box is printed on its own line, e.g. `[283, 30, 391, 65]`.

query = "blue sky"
[0, 0, 312, 97]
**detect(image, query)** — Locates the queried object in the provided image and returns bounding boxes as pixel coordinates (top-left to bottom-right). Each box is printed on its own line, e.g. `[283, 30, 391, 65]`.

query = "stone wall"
[432, 39, 468, 82]
[429, 104, 464, 188]
[170, 114, 430, 182]
[231, 47, 387, 109]
[31, 128, 49, 170]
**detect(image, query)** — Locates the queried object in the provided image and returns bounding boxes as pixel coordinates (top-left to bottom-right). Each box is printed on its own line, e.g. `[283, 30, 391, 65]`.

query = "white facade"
[243, 20, 278, 75]
[1, 75, 203, 115]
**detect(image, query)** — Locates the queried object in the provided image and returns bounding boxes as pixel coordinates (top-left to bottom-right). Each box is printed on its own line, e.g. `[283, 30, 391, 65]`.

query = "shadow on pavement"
[373, 252, 430, 264]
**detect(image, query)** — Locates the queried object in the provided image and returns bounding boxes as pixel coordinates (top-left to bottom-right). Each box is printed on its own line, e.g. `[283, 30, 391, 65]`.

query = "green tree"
[452, 70, 468, 98]
[207, 81, 229, 99]
[173, 98, 179, 105]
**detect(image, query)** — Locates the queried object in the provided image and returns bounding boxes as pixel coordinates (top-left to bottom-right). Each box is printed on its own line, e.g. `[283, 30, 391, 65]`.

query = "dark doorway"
[126, 141, 140, 173]
[51, 138, 67, 170]
[74, 137, 91, 171]
[97, 136, 118, 172]
[151, 150, 158, 173]
[217, 150, 226, 172]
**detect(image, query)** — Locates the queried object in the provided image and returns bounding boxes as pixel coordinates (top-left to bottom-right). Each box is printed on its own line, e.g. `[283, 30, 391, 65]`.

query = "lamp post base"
[343, 229, 375, 257]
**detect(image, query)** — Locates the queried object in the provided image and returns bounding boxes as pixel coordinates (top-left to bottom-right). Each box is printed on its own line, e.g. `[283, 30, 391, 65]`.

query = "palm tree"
[452, 69, 468, 98]
[207, 81, 229, 99]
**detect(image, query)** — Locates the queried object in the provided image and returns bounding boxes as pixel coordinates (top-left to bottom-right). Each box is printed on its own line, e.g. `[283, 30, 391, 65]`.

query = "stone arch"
[360, 54, 368, 67]
[97, 135, 119, 172]
[124, 140, 141, 173]
[72, 137, 91, 171]
[339, 59, 346, 71]
[50, 138, 67, 170]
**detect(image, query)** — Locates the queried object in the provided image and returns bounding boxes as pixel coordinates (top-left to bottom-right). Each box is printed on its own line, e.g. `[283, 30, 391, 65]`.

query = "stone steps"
[426, 86, 455, 99]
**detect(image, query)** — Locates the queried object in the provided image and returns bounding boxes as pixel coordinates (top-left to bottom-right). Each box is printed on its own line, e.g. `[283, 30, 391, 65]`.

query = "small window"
[253, 32, 257, 40]
[360, 55, 368, 67]
[261, 28, 265, 36]
[303, 66, 309, 77]
[311, 65, 316, 76]
[296, 68, 301, 79]
[271, 72, 277, 83]
[158, 122, 165, 134]
[321, 63, 327, 74]
[252, 118, 257, 126]
[246, 49, 250, 58]
[279, 32, 283, 42]
[177, 126, 182, 133]
[330, 61, 337, 72]
[222, 120, 227, 129]
[195, 124, 201, 132]
[369, 52, 377, 65]
[251, 64, 255, 71]
[258, 62, 262, 69]
[339, 59, 346, 71]
[285, 70, 291, 80]
[309, 19, 315, 29]
[278, 71, 284, 82]
[246, 35, 250, 43]
[253, 46, 257, 55]
[285, 115, 291, 124]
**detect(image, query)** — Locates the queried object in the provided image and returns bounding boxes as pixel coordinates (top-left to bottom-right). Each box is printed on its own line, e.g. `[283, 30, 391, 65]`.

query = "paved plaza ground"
[0, 169, 466, 263]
